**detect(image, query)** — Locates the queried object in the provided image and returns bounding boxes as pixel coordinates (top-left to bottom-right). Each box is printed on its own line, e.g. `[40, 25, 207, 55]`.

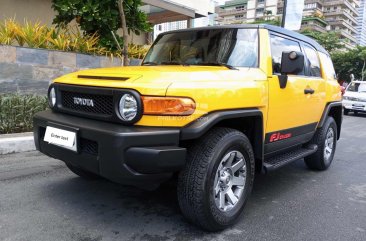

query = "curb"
[0, 132, 35, 155]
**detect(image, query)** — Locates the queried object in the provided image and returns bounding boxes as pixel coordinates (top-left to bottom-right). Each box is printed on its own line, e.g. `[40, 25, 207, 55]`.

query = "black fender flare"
[318, 101, 342, 139]
[180, 109, 264, 162]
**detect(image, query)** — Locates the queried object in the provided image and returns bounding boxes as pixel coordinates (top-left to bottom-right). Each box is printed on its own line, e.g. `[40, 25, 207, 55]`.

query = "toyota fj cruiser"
[33, 25, 342, 231]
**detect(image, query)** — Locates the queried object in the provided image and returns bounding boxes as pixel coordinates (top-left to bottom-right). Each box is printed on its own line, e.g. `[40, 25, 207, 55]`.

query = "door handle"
[304, 88, 315, 95]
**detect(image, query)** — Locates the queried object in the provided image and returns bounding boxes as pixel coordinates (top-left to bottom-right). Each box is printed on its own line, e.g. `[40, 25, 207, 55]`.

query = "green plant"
[0, 94, 48, 134]
[0, 18, 149, 60]
[0, 18, 16, 45]
[127, 44, 149, 59]
[51, 0, 152, 51]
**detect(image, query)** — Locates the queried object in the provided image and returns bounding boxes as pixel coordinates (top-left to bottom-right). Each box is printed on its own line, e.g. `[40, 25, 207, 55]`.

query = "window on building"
[303, 44, 321, 77]
[270, 34, 304, 75]
[256, 8, 264, 14]
[236, 5, 246, 10]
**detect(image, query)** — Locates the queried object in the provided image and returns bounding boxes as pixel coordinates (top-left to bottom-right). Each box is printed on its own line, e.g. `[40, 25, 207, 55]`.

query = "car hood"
[344, 91, 366, 99]
[53, 66, 266, 96]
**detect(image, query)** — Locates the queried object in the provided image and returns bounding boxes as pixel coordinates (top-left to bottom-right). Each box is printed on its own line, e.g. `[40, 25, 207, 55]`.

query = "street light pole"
[281, 0, 288, 28]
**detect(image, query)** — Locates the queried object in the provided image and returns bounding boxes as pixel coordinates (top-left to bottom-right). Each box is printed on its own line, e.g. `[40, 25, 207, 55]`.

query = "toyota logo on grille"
[73, 97, 94, 107]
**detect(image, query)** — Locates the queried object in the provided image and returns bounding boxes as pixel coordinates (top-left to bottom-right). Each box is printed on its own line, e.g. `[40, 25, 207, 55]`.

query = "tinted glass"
[304, 44, 321, 77]
[270, 35, 303, 75]
[143, 29, 258, 67]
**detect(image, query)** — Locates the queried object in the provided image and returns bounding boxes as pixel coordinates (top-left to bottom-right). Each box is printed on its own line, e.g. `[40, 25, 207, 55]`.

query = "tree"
[264, 10, 273, 21]
[301, 30, 344, 53]
[52, 0, 152, 55]
[331, 46, 366, 83]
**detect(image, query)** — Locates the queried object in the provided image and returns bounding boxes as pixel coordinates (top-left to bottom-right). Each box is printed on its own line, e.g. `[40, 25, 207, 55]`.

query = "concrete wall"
[0, 45, 141, 95]
[0, 0, 55, 24]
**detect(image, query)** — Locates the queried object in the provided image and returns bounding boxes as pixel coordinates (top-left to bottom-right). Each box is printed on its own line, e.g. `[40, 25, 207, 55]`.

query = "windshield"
[347, 82, 366, 93]
[143, 28, 258, 68]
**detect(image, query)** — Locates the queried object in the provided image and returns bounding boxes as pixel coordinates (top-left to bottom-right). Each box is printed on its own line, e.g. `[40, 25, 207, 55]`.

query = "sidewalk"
[0, 132, 35, 155]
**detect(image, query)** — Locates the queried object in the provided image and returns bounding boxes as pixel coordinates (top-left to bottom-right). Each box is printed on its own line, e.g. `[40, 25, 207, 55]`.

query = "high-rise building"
[357, 0, 366, 46]
[215, 0, 279, 24]
[216, 0, 360, 48]
[322, 0, 360, 48]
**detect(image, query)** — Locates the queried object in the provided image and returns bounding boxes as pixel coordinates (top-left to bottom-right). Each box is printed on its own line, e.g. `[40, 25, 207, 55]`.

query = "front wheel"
[304, 117, 337, 170]
[177, 128, 255, 231]
[343, 108, 349, 115]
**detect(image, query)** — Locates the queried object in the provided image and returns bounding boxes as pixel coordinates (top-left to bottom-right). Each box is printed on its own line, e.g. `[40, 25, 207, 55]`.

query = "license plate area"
[43, 123, 79, 152]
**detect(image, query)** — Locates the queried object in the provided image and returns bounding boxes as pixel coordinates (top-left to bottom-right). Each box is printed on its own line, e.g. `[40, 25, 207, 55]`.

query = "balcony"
[323, 0, 359, 16]
[324, 9, 358, 24]
[327, 19, 358, 33]
[301, 24, 328, 33]
[217, 8, 248, 17]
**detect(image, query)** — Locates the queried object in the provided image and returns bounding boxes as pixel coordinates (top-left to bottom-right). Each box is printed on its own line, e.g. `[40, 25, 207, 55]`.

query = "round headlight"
[49, 87, 56, 108]
[119, 94, 138, 121]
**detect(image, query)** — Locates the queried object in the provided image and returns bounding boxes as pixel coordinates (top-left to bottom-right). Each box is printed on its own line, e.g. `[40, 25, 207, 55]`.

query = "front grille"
[61, 91, 114, 115]
[80, 138, 98, 155]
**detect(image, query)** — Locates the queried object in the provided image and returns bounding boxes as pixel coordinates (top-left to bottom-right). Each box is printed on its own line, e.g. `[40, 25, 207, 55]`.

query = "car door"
[265, 34, 320, 155]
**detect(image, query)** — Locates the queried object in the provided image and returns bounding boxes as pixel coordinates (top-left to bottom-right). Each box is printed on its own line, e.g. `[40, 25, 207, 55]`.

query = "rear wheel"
[66, 164, 100, 180]
[177, 128, 255, 231]
[304, 117, 337, 170]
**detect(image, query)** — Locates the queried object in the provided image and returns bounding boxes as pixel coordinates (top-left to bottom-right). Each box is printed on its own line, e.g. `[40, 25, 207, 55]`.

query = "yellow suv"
[33, 25, 342, 231]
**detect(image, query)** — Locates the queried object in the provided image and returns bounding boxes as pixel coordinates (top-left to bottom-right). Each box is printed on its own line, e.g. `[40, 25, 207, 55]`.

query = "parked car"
[33, 24, 342, 231]
[343, 81, 366, 115]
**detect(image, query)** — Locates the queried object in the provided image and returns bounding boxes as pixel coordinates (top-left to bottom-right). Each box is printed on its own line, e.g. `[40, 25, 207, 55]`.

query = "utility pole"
[281, 0, 288, 28]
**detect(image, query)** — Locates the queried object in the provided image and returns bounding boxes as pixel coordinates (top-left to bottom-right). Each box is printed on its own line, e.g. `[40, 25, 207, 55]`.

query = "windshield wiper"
[141, 61, 158, 66]
[194, 62, 238, 70]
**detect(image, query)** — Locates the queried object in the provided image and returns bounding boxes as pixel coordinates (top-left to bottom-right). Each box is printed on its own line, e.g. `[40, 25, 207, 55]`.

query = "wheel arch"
[180, 109, 264, 172]
[318, 102, 342, 140]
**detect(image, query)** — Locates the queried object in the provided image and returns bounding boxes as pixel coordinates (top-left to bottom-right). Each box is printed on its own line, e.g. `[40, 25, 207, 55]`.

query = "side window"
[303, 44, 321, 77]
[270, 34, 303, 75]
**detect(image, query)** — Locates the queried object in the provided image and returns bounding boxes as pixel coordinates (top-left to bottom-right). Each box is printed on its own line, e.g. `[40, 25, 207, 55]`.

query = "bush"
[0, 94, 48, 134]
[0, 18, 150, 59]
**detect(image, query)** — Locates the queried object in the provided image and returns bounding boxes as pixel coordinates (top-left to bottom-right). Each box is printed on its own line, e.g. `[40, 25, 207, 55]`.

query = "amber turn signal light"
[142, 96, 196, 116]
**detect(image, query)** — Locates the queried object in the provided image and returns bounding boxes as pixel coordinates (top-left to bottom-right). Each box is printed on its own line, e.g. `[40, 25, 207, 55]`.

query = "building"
[356, 0, 366, 46]
[0, 0, 214, 45]
[322, 0, 360, 48]
[152, 0, 217, 39]
[216, 0, 279, 24]
[298, 0, 329, 33]
[216, 0, 360, 48]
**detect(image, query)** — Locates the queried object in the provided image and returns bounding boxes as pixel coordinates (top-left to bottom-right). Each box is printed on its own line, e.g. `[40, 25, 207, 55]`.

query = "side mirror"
[278, 51, 305, 88]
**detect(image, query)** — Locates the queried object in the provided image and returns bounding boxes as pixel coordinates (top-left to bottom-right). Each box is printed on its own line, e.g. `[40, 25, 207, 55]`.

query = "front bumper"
[33, 111, 186, 189]
[343, 100, 366, 112]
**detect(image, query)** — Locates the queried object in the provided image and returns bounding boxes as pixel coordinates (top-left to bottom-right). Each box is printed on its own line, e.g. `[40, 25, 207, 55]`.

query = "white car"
[343, 81, 366, 115]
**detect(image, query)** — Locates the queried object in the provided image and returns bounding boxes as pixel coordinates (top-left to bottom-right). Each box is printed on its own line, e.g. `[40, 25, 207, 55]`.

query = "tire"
[66, 163, 100, 180]
[177, 127, 255, 231]
[343, 108, 349, 115]
[304, 117, 337, 170]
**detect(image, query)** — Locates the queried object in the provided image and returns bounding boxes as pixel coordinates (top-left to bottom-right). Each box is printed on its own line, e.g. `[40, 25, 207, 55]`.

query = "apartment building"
[356, 0, 366, 46]
[215, 0, 279, 24]
[216, 0, 360, 48]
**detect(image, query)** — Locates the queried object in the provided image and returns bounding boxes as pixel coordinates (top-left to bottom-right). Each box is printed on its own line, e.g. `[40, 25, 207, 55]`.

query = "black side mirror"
[278, 51, 305, 88]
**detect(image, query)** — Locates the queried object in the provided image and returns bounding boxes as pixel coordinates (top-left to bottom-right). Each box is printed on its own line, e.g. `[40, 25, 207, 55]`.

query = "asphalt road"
[0, 115, 365, 241]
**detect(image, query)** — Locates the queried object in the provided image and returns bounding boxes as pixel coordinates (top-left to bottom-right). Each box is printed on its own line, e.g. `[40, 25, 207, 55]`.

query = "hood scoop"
[77, 75, 129, 81]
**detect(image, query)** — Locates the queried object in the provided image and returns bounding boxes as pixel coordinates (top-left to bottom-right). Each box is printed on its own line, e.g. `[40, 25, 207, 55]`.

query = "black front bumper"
[33, 111, 186, 189]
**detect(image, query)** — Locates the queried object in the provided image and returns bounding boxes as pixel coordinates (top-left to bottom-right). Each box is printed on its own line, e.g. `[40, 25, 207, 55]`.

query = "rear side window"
[270, 34, 303, 75]
[303, 44, 321, 77]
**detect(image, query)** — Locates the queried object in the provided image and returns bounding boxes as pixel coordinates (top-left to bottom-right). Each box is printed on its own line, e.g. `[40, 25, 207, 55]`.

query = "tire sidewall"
[203, 133, 255, 228]
[320, 118, 337, 169]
